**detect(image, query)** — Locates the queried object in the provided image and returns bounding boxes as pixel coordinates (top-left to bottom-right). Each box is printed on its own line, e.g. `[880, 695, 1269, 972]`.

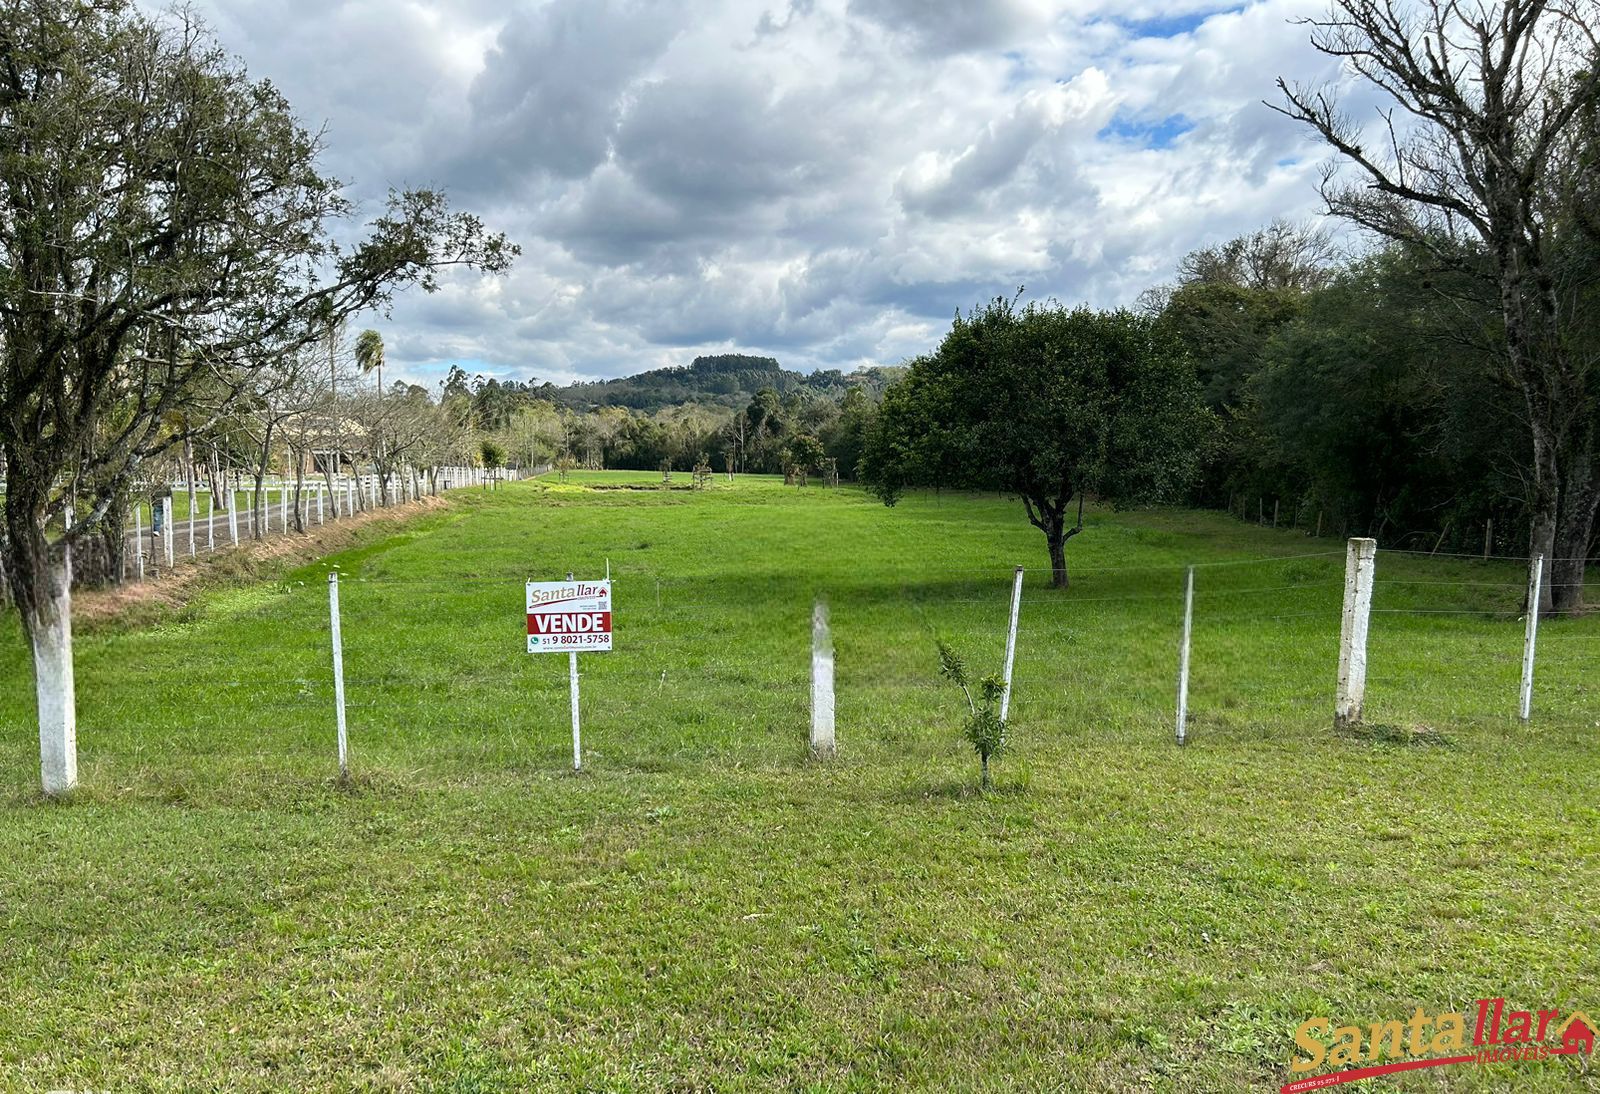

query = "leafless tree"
[1273, 0, 1600, 612]
[350, 385, 438, 505]
[1177, 218, 1339, 292]
[239, 353, 327, 538]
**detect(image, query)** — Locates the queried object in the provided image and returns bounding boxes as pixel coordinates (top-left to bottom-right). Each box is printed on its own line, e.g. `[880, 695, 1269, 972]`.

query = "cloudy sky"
[176, 0, 1343, 389]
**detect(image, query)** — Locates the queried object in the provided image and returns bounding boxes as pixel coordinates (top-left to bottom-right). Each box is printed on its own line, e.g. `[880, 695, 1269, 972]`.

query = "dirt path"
[75, 495, 452, 625]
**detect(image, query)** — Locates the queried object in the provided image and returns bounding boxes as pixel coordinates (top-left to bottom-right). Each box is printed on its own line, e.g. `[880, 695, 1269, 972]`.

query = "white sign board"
[526, 579, 612, 653]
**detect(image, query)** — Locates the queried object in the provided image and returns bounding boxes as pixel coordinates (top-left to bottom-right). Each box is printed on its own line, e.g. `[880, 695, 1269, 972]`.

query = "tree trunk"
[98, 489, 128, 586]
[252, 470, 267, 540]
[207, 449, 224, 513]
[4, 487, 77, 795]
[980, 752, 991, 791]
[252, 420, 274, 540]
[1024, 490, 1081, 590]
[292, 456, 307, 534]
[1550, 471, 1596, 615]
[1046, 525, 1068, 589]
[1522, 409, 1597, 616]
[322, 452, 338, 520]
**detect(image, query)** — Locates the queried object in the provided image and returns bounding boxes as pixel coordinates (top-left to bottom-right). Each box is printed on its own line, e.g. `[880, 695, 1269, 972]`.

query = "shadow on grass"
[1336, 721, 1455, 748]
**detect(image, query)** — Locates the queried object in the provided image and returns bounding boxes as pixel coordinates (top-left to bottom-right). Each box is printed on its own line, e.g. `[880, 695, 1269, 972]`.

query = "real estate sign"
[526, 579, 612, 653]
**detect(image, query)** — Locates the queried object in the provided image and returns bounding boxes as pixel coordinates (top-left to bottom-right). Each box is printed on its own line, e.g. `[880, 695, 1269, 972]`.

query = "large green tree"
[0, 1, 515, 794]
[861, 298, 1214, 587]
[1149, 221, 1336, 508]
[1250, 249, 1524, 543]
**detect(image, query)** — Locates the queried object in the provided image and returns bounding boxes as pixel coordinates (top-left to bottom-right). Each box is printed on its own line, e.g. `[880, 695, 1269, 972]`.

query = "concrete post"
[1520, 554, 1544, 723]
[329, 572, 349, 782]
[999, 566, 1023, 723]
[811, 601, 835, 755]
[162, 496, 174, 567]
[1176, 565, 1194, 745]
[1335, 538, 1378, 729]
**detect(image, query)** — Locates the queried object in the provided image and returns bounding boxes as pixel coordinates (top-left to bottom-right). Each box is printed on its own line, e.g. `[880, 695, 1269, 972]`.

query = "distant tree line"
[1148, 222, 1544, 557]
[447, 362, 882, 483]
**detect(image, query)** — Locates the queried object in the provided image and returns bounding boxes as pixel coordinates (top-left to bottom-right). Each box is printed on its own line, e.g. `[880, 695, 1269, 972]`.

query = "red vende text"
[528, 612, 612, 635]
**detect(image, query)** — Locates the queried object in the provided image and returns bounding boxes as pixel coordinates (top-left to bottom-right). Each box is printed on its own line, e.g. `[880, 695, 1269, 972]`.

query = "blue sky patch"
[1098, 113, 1197, 149]
[1118, 8, 1240, 39]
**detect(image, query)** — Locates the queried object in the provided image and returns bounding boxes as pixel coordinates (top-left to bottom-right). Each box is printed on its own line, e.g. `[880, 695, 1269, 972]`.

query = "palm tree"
[354, 328, 386, 506]
[354, 328, 385, 396]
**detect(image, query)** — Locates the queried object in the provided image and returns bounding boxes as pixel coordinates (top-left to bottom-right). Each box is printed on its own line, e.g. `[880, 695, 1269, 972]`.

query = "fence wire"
[50, 543, 1598, 775]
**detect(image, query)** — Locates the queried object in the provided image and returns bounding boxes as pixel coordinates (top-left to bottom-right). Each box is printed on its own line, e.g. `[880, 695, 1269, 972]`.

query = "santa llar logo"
[1282, 998, 1594, 1091]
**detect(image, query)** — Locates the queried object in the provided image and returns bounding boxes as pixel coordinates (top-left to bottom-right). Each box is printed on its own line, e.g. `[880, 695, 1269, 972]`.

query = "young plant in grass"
[937, 640, 1008, 790]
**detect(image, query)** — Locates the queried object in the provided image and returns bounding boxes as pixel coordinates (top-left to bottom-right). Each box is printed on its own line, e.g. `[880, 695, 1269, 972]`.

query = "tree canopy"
[862, 297, 1214, 586]
[0, 0, 515, 794]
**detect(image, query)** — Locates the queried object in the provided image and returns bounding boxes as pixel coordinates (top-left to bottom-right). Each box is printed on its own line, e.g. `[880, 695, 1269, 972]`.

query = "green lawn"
[1, 475, 1596, 1091]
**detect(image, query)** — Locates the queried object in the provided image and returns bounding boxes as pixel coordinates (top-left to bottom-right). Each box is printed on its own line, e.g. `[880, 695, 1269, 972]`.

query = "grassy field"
[1, 473, 1596, 1091]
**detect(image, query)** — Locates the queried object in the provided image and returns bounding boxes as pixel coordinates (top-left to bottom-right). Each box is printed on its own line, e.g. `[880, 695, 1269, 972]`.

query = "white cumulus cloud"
[166, 0, 1335, 387]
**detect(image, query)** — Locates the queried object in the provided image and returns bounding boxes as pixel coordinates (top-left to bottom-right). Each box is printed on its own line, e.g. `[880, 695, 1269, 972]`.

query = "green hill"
[550, 353, 897, 412]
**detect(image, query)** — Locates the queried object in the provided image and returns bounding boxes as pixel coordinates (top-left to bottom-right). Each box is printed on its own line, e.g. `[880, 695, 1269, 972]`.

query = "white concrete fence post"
[206, 492, 214, 552]
[162, 496, 174, 568]
[35, 566, 77, 795]
[1520, 554, 1544, 723]
[280, 487, 288, 532]
[329, 571, 349, 782]
[1176, 565, 1194, 745]
[134, 505, 145, 581]
[317, 488, 324, 525]
[811, 600, 836, 755]
[227, 495, 239, 547]
[999, 566, 1024, 724]
[1335, 537, 1378, 729]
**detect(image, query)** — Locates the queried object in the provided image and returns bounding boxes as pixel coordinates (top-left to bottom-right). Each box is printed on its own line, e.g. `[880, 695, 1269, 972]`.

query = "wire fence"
[55, 541, 1592, 784]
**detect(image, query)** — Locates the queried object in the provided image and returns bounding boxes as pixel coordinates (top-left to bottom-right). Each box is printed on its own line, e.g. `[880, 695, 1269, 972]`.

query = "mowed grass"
[1, 474, 1597, 1092]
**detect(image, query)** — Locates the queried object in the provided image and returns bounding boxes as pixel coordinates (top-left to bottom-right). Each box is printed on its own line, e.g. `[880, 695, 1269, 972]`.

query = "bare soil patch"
[73, 496, 451, 626]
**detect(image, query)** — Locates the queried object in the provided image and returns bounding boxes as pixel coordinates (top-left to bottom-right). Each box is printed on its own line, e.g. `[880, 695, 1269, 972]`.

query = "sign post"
[527, 573, 612, 771]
